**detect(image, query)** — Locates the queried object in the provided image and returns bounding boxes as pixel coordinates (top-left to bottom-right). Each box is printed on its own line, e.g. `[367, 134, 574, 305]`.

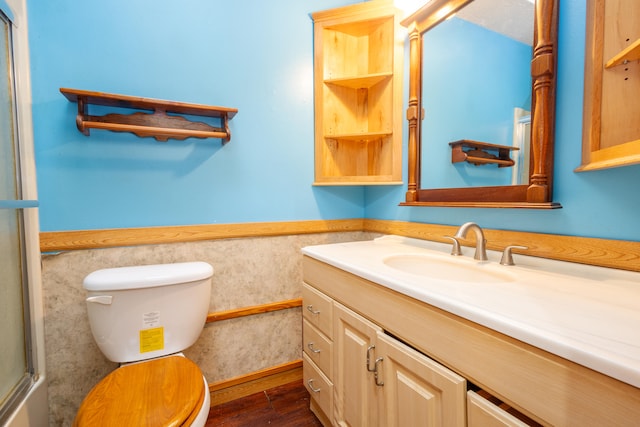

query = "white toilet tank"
[83, 262, 213, 363]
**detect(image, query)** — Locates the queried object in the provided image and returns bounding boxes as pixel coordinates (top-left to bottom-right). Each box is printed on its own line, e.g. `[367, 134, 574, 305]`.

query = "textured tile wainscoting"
[42, 231, 376, 426]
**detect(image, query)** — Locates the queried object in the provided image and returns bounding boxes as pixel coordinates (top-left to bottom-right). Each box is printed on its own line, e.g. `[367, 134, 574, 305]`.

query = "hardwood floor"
[206, 379, 323, 426]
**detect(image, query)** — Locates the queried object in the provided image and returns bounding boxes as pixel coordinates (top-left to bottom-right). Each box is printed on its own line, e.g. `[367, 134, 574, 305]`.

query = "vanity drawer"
[467, 391, 537, 427]
[303, 319, 333, 378]
[303, 352, 333, 422]
[302, 283, 333, 337]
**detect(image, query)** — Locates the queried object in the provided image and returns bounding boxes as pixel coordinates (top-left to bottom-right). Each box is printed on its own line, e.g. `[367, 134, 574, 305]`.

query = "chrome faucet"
[454, 222, 488, 261]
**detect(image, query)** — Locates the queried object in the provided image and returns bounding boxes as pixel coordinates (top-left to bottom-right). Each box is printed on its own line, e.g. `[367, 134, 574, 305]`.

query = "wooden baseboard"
[208, 360, 303, 406]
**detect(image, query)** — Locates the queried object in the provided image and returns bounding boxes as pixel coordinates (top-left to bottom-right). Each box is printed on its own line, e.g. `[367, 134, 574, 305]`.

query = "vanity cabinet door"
[333, 302, 384, 427]
[376, 332, 467, 427]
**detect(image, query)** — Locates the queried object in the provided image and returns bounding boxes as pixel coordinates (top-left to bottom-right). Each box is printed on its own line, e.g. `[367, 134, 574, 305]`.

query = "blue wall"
[365, 0, 640, 241]
[29, 0, 640, 242]
[28, 0, 364, 231]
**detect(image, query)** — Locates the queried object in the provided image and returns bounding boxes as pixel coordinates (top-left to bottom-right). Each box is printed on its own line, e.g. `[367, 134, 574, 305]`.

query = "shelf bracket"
[76, 97, 89, 136]
[605, 38, 640, 69]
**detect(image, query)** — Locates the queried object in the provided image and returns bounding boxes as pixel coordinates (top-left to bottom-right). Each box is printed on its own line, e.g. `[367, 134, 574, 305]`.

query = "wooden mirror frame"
[400, 0, 561, 208]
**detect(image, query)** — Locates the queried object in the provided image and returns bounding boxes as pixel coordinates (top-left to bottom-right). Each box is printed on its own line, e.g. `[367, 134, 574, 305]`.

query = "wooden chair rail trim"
[363, 219, 640, 273]
[206, 298, 302, 323]
[39, 219, 364, 252]
[39, 219, 639, 272]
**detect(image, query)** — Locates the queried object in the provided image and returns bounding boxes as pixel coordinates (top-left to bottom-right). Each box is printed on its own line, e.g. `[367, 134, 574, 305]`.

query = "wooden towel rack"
[449, 140, 519, 167]
[60, 88, 238, 143]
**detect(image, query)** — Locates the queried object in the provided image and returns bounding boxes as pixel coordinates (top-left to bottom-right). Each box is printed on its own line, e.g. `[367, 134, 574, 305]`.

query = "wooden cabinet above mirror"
[400, 0, 561, 208]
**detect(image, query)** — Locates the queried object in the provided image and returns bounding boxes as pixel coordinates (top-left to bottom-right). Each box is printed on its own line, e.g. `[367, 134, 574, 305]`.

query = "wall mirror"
[400, 0, 561, 208]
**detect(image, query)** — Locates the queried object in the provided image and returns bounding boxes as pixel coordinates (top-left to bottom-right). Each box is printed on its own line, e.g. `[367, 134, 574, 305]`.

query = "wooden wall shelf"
[449, 140, 518, 167]
[324, 72, 392, 89]
[60, 88, 238, 143]
[325, 131, 392, 141]
[579, 0, 640, 171]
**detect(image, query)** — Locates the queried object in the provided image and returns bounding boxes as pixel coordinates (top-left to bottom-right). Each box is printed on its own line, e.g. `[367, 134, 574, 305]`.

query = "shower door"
[0, 1, 46, 424]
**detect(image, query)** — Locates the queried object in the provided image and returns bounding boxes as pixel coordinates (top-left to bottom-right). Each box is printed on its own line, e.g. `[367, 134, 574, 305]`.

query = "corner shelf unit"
[312, 2, 403, 185]
[449, 140, 519, 167]
[60, 88, 238, 143]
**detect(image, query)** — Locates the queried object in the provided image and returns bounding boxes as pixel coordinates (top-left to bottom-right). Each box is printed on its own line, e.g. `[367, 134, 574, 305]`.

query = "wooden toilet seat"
[74, 355, 206, 427]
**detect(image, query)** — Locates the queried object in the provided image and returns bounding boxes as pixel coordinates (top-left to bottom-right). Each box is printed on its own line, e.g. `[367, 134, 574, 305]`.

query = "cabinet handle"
[307, 379, 321, 393]
[307, 342, 322, 353]
[306, 304, 320, 315]
[374, 357, 384, 387]
[366, 345, 376, 372]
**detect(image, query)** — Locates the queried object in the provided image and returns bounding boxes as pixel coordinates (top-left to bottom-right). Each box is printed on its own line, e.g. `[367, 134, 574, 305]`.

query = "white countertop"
[302, 235, 640, 388]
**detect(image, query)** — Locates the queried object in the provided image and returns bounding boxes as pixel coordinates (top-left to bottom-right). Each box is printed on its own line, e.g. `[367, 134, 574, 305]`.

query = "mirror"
[421, 0, 533, 189]
[400, 0, 561, 208]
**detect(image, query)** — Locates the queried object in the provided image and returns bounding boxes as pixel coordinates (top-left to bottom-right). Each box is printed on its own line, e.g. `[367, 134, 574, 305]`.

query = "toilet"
[74, 262, 214, 427]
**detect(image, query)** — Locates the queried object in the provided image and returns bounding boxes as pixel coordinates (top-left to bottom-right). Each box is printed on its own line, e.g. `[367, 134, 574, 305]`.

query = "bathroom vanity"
[301, 236, 640, 426]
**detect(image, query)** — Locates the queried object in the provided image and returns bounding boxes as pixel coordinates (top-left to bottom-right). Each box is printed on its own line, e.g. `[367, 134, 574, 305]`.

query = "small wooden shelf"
[60, 88, 238, 143]
[449, 140, 519, 167]
[325, 131, 392, 141]
[324, 73, 392, 89]
[605, 37, 640, 69]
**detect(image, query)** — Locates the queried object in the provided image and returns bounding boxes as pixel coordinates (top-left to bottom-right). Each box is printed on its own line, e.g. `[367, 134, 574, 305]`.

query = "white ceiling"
[456, 0, 535, 46]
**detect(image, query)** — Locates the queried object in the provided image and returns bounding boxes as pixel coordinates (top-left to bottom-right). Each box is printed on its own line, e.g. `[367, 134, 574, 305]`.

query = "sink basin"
[383, 254, 517, 283]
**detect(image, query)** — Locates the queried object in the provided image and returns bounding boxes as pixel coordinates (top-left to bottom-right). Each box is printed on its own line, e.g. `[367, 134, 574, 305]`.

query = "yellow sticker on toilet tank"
[139, 327, 164, 353]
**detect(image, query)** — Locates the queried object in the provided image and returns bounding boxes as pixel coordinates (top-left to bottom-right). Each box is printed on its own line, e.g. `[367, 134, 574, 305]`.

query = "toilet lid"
[74, 355, 205, 427]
